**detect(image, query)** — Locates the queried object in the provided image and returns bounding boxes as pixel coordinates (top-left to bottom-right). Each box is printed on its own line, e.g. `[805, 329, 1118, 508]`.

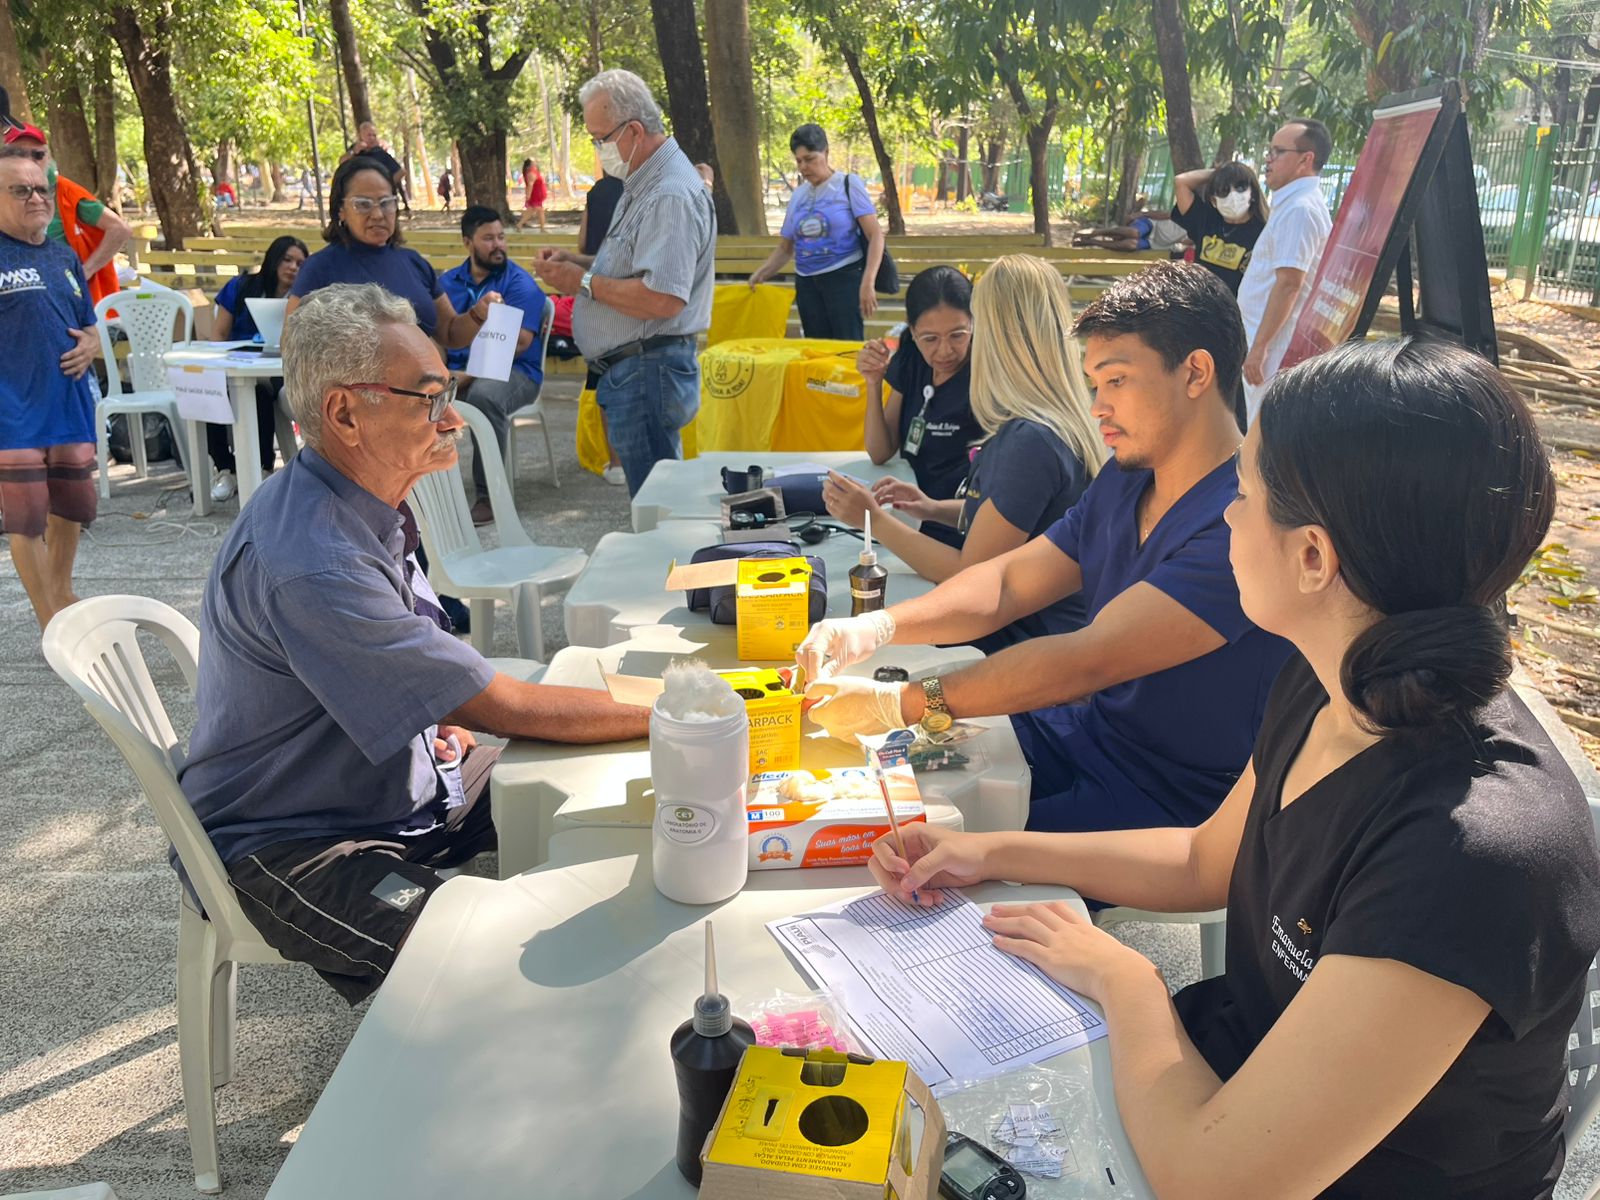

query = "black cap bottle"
[671, 921, 756, 1185]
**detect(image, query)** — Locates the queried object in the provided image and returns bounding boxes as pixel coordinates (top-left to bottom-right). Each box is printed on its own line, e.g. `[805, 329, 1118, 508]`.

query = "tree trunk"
[982, 138, 1004, 194]
[955, 122, 970, 202]
[406, 68, 435, 206]
[704, 0, 766, 234]
[537, 54, 559, 190]
[329, 0, 373, 128]
[457, 124, 509, 217]
[270, 162, 288, 203]
[216, 139, 234, 186]
[650, 0, 736, 232]
[562, 106, 574, 201]
[1151, 0, 1204, 172]
[838, 41, 903, 234]
[1113, 135, 1144, 222]
[44, 77, 98, 191]
[110, 4, 204, 249]
[993, 49, 1058, 243]
[93, 50, 119, 207]
[586, 0, 603, 76]
[0, 0, 32, 126]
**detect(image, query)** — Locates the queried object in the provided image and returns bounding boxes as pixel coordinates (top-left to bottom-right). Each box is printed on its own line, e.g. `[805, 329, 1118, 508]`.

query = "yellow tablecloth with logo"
[698, 338, 867, 453]
[576, 284, 796, 475]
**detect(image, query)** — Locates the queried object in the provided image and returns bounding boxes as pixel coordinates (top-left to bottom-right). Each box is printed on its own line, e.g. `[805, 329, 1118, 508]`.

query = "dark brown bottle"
[671, 922, 756, 1185]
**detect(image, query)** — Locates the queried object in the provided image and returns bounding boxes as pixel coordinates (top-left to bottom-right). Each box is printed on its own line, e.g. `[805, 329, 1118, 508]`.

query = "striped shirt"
[572, 135, 716, 359]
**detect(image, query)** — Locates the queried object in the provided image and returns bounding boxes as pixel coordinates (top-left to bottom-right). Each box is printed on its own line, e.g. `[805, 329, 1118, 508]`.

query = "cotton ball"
[659, 659, 744, 721]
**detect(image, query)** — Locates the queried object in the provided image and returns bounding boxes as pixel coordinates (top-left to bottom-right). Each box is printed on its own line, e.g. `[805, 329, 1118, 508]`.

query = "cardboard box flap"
[665, 558, 742, 591]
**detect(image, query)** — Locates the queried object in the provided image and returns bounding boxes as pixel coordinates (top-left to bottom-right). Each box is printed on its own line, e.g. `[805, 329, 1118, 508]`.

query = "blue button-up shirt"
[179, 447, 496, 867]
[438, 256, 547, 384]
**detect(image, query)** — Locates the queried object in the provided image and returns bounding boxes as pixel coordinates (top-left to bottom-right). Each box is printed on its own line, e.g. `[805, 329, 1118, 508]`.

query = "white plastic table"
[563, 519, 936, 648]
[163, 343, 285, 515]
[490, 625, 1031, 876]
[630, 451, 915, 532]
[265, 826, 1155, 1200]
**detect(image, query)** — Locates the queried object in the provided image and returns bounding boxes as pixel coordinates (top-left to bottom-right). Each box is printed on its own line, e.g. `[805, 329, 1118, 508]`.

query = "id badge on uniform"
[905, 415, 927, 456]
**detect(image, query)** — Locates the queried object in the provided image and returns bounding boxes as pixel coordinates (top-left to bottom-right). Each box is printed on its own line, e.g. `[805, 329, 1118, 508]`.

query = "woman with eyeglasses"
[1170, 160, 1269, 296]
[825, 256, 1104, 648]
[868, 338, 1600, 1199]
[853, 266, 982, 549]
[286, 157, 497, 350]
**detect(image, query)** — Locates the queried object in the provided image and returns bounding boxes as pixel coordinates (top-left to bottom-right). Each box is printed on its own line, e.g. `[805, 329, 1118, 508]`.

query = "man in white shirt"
[1237, 118, 1333, 423]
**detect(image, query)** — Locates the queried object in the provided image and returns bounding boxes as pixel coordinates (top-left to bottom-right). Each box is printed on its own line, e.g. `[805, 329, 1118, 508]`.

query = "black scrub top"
[884, 340, 982, 548]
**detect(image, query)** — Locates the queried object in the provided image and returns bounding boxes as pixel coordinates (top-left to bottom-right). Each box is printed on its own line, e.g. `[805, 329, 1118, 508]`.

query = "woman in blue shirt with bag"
[748, 124, 886, 340]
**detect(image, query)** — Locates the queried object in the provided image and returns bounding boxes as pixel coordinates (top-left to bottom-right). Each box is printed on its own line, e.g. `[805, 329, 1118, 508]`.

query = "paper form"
[767, 889, 1107, 1089]
[465, 301, 522, 381]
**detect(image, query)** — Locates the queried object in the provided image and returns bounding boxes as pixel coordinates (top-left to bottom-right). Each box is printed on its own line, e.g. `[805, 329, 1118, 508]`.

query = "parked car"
[1545, 193, 1600, 289]
[1476, 184, 1579, 263]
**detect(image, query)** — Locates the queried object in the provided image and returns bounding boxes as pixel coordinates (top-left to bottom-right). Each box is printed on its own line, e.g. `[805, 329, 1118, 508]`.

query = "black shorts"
[226, 745, 501, 1004]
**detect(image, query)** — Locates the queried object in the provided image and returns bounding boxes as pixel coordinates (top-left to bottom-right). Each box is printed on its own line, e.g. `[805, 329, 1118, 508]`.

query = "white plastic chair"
[1569, 957, 1600, 1151]
[1094, 906, 1227, 980]
[409, 403, 586, 662]
[41, 596, 290, 1195]
[94, 288, 199, 499]
[504, 296, 559, 491]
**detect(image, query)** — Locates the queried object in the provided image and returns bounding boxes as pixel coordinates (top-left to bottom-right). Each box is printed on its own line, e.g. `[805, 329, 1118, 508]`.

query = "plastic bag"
[736, 989, 861, 1054]
[935, 1059, 1141, 1199]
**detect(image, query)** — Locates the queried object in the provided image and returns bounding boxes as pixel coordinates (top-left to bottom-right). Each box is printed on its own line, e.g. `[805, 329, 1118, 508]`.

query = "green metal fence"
[1474, 123, 1599, 305]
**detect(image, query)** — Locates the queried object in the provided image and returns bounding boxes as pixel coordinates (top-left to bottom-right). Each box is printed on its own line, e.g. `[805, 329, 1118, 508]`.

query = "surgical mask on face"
[597, 137, 631, 181]
[1214, 190, 1252, 220]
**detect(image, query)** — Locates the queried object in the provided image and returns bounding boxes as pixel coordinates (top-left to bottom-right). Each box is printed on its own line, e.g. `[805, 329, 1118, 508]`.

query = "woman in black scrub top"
[857, 267, 983, 546]
[867, 338, 1600, 1199]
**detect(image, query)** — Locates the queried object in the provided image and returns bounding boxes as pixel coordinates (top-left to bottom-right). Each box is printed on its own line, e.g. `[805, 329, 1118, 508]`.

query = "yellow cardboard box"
[700, 1046, 945, 1200]
[720, 667, 802, 773]
[663, 557, 814, 662]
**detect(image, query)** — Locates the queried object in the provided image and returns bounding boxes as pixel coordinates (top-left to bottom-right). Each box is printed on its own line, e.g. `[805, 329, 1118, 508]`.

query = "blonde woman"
[824, 254, 1106, 649]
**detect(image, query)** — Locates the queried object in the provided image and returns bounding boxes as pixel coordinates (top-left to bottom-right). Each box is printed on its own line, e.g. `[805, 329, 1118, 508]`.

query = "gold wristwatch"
[918, 676, 952, 734]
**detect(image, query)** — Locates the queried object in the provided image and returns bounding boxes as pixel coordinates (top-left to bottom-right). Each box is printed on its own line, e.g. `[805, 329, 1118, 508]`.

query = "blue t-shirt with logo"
[0, 232, 97, 450]
[780, 172, 876, 276]
[438, 257, 547, 385]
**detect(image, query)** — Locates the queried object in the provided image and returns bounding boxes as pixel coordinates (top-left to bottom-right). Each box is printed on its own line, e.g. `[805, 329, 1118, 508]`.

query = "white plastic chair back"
[409, 461, 480, 564]
[1569, 958, 1600, 1143]
[456, 403, 532, 548]
[96, 288, 195, 394]
[41, 596, 245, 945]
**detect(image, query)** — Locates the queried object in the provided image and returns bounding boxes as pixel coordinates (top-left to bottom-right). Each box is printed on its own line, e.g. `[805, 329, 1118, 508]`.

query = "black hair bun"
[1341, 605, 1510, 735]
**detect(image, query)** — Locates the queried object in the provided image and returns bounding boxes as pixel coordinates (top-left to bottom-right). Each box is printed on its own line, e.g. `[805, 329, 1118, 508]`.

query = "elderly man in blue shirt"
[180, 282, 647, 1003]
[797, 264, 1293, 837]
[440, 204, 547, 525]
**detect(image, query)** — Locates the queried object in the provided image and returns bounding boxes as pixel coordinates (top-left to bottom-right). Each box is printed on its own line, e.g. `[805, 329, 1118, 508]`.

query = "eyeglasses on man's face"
[346, 378, 458, 422]
[1264, 144, 1306, 161]
[345, 195, 399, 216]
[590, 120, 636, 149]
[5, 183, 49, 201]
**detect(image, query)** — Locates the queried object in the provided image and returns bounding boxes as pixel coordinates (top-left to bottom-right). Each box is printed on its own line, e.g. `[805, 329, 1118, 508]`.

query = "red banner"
[1280, 98, 1442, 370]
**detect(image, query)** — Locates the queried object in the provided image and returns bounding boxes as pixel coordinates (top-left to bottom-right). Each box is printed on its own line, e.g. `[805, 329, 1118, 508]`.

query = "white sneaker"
[210, 470, 237, 501]
[603, 464, 627, 486]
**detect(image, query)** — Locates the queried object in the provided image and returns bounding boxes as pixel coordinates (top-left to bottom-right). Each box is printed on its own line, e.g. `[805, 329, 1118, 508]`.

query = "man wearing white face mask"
[532, 69, 716, 496]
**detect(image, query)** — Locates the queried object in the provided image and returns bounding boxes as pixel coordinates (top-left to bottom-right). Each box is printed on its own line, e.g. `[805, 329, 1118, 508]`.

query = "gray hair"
[578, 69, 664, 136]
[282, 283, 416, 449]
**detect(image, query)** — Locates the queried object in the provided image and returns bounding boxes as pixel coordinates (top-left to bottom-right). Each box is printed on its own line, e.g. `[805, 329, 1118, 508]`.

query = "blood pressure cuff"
[720, 467, 829, 517]
[685, 541, 828, 625]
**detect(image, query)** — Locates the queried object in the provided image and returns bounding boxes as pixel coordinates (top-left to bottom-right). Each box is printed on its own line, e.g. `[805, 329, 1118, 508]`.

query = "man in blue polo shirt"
[439, 205, 547, 524]
[798, 263, 1292, 833]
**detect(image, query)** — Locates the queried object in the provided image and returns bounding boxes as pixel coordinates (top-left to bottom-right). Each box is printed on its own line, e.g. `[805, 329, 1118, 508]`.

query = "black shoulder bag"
[843, 173, 899, 295]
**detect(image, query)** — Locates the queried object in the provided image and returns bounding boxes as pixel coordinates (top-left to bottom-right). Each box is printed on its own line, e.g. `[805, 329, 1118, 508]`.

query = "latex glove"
[804, 676, 908, 741]
[795, 611, 896, 682]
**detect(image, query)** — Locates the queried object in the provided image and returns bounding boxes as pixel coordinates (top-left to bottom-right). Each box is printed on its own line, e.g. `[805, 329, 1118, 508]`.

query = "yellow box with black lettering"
[663, 556, 815, 662]
[721, 667, 801, 774]
[699, 1046, 945, 1200]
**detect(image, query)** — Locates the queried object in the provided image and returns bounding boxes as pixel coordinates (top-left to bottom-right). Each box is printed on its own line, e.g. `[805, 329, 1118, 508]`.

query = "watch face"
[922, 710, 953, 734]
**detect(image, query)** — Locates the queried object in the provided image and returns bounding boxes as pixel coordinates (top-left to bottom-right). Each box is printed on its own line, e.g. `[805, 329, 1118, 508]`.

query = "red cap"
[3, 123, 46, 145]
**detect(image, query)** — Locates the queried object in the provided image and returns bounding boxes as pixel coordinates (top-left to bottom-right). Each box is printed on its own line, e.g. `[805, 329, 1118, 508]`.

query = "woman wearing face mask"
[854, 266, 983, 549]
[1171, 161, 1269, 296]
[205, 234, 308, 500]
[869, 337, 1600, 1199]
[748, 124, 886, 340]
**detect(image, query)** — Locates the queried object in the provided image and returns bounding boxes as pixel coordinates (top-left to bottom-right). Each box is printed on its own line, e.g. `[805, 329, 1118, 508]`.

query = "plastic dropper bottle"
[671, 921, 756, 1185]
[850, 509, 889, 616]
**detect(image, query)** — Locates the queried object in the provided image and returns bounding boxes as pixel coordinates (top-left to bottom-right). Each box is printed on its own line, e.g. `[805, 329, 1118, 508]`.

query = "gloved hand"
[795, 611, 896, 682]
[804, 676, 908, 741]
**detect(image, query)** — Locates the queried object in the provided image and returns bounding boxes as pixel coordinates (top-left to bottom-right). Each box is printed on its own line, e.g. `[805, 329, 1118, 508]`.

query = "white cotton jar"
[650, 662, 751, 905]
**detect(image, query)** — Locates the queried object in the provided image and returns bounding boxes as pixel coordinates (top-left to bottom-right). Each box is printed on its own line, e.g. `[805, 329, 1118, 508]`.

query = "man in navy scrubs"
[798, 263, 1292, 833]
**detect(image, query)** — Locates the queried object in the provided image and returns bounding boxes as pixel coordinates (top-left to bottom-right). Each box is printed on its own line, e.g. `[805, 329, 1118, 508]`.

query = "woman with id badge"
[857, 266, 983, 549]
[826, 256, 1102, 649]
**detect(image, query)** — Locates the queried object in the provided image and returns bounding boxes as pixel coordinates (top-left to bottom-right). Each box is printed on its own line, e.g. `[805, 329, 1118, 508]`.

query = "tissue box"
[700, 1046, 945, 1200]
[745, 766, 924, 869]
